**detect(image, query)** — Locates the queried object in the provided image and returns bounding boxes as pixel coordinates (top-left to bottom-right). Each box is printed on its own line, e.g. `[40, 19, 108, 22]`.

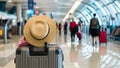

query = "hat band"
[30, 24, 50, 40]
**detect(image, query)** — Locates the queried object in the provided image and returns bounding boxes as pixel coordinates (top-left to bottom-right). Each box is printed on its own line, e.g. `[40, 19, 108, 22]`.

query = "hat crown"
[30, 20, 49, 40]
[24, 15, 56, 47]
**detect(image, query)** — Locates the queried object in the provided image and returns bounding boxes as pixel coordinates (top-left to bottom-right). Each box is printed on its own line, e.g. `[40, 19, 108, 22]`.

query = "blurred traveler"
[34, 9, 40, 15]
[69, 18, 78, 42]
[78, 18, 82, 32]
[24, 20, 27, 25]
[58, 23, 62, 35]
[7, 19, 13, 39]
[89, 13, 100, 46]
[64, 21, 68, 35]
[77, 18, 82, 42]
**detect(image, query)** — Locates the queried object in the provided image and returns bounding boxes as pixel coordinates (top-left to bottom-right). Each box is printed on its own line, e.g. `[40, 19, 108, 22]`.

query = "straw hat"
[23, 15, 56, 47]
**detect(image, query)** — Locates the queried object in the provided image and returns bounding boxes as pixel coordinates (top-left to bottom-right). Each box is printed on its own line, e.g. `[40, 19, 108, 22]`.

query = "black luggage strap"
[29, 43, 48, 56]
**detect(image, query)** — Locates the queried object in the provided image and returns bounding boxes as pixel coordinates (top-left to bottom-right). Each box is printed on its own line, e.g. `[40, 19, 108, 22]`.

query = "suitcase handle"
[29, 43, 48, 56]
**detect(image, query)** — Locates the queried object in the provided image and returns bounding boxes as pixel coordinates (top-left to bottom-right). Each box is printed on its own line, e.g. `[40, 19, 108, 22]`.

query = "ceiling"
[35, 0, 75, 21]
[0, 0, 90, 21]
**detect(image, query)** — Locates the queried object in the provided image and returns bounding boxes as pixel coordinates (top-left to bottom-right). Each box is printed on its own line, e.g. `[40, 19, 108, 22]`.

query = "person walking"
[58, 23, 62, 35]
[64, 21, 68, 35]
[77, 18, 82, 42]
[69, 18, 77, 42]
[89, 13, 100, 46]
[78, 18, 82, 32]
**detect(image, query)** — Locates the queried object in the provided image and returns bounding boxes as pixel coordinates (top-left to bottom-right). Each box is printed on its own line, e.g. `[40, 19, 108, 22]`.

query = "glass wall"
[75, 0, 120, 26]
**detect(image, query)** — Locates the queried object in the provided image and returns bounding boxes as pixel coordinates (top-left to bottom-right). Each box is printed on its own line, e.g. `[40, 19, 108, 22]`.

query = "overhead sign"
[0, 1, 6, 12]
[28, 0, 34, 10]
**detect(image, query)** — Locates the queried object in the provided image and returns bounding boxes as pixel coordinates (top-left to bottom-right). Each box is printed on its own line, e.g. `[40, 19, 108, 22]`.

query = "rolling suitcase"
[15, 44, 64, 68]
[99, 30, 107, 44]
[77, 32, 82, 40]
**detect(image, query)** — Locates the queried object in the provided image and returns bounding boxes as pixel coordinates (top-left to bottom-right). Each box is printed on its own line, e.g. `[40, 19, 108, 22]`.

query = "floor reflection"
[0, 32, 120, 68]
[89, 47, 100, 68]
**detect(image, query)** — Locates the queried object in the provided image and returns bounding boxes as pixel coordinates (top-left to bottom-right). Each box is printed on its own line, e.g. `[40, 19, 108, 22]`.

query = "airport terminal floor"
[0, 30, 120, 68]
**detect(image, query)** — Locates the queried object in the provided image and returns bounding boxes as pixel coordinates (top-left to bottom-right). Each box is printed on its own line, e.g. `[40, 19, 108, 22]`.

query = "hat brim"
[24, 15, 56, 47]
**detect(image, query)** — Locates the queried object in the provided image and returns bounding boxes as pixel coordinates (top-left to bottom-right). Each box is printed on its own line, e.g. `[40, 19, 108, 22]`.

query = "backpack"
[91, 18, 99, 28]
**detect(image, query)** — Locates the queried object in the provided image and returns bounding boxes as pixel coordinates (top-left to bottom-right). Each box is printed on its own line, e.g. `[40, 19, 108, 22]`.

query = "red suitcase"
[99, 30, 107, 44]
[77, 32, 82, 40]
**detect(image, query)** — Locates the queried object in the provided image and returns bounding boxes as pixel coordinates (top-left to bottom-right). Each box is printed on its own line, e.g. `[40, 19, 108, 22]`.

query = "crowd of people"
[56, 13, 101, 45]
[57, 18, 82, 42]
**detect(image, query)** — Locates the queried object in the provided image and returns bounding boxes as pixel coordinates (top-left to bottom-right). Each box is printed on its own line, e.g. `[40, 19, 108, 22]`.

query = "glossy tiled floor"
[0, 31, 120, 68]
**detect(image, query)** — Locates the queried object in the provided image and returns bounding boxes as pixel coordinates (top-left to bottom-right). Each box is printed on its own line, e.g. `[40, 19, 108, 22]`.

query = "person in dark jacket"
[64, 21, 68, 35]
[78, 18, 82, 31]
[89, 13, 100, 46]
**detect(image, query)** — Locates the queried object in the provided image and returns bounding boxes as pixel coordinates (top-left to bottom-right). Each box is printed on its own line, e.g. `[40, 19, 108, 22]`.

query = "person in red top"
[69, 18, 77, 42]
[58, 23, 62, 35]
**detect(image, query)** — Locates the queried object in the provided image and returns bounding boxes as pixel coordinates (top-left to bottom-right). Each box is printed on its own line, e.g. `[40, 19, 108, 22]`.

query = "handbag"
[77, 32, 82, 40]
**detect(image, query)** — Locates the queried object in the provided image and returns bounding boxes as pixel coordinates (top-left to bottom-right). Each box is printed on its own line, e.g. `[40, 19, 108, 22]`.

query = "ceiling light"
[71, 0, 74, 1]
[34, 5, 39, 9]
[54, 0, 58, 3]
[63, 0, 82, 22]
[8, 0, 12, 2]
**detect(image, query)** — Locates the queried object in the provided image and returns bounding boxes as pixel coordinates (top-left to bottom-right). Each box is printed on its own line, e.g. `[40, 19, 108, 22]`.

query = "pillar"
[16, 4, 22, 22]
[23, 9, 27, 21]
[16, 4, 22, 37]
